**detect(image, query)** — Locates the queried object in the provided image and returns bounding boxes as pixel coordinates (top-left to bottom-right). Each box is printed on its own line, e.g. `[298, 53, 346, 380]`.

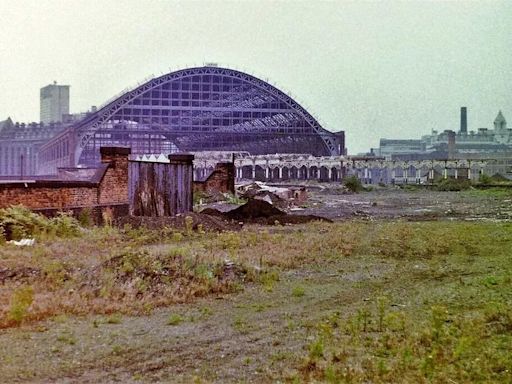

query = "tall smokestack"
[460, 107, 467, 134]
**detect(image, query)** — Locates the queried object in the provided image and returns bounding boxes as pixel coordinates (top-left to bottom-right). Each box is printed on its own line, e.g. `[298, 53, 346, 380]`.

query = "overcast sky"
[0, 0, 511, 153]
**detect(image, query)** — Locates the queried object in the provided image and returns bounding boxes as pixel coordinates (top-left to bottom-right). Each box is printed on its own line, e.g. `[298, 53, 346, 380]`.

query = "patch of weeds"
[258, 269, 280, 292]
[56, 330, 76, 345]
[167, 314, 184, 326]
[199, 306, 213, 319]
[291, 285, 306, 298]
[171, 232, 184, 242]
[481, 275, 499, 287]
[218, 231, 241, 257]
[270, 351, 292, 363]
[286, 319, 297, 331]
[105, 313, 122, 324]
[184, 216, 194, 236]
[435, 178, 471, 191]
[7, 285, 34, 325]
[49, 212, 82, 238]
[224, 193, 247, 205]
[232, 315, 251, 334]
[111, 344, 125, 356]
[296, 285, 512, 383]
[251, 303, 269, 313]
[42, 260, 68, 289]
[308, 337, 325, 360]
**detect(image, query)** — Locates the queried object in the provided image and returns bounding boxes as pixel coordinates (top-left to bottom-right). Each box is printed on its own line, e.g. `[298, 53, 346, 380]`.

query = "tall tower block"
[40, 82, 70, 124]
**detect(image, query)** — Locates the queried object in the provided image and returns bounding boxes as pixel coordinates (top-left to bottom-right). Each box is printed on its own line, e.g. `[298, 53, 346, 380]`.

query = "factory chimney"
[460, 107, 467, 134]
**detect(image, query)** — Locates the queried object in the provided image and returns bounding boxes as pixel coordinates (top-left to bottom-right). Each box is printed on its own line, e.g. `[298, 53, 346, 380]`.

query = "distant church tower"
[494, 111, 507, 131]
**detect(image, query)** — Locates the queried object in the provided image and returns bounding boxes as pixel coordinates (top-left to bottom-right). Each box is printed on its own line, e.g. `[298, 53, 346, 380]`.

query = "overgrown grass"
[1, 206, 512, 382]
[462, 186, 512, 199]
[0, 218, 363, 328]
[295, 221, 512, 383]
[2, 217, 511, 337]
[1, 205, 512, 384]
[434, 178, 472, 191]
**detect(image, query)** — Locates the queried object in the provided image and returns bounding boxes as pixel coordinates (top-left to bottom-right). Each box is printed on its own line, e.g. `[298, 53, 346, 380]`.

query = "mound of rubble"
[201, 198, 331, 225]
[237, 181, 308, 209]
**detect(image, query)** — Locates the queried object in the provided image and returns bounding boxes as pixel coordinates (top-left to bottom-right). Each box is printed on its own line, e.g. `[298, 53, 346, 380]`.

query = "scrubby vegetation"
[296, 221, 512, 383]
[434, 178, 472, 191]
[0, 206, 81, 241]
[342, 175, 364, 193]
[0, 204, 511, 382]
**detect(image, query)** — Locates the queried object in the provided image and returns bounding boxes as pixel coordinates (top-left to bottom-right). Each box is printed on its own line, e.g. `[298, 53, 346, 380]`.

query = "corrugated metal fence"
[128, 154, 194, 216]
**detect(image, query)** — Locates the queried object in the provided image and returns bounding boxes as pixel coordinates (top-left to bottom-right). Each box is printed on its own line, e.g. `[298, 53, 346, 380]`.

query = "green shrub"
[342, 175, 364, 193]
[0, 205, 48, 240]
[49, 211, 82, 237]
[0, 206, 82, 240]
[435, 178, 471, 191]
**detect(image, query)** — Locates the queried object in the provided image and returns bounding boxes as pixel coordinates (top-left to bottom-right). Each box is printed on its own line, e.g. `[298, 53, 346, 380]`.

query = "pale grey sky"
[0, 0, 511, 153]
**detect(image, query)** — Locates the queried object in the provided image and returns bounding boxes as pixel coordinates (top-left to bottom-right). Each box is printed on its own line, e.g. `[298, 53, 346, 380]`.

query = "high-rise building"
[40, 82, 70, 124]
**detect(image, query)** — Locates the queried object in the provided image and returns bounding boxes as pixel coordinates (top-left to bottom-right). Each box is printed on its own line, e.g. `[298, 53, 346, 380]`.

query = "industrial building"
[0, 66, 345, 177]
[372, 108, 512, 160]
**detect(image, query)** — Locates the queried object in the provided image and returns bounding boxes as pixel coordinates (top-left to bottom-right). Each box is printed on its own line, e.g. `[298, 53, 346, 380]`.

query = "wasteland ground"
[0, 187, 511, 383]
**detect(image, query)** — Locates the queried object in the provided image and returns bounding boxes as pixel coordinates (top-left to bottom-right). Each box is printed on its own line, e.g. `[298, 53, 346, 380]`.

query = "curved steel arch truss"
[73, 66, 341, 165]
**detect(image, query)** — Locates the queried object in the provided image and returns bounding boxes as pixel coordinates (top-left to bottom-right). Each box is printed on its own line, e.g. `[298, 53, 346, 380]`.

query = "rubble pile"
[201, 198, 331, 225]
[236, 182, 307, 209]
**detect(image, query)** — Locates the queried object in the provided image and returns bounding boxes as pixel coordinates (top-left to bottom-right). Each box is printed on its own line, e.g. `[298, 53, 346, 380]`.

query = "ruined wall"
[0, 147, 131, 221]
[98, 147, 131, 205]
[0, 147, 233, 221]
[194, 162, 235, 195]
[0, 183, 97, 209]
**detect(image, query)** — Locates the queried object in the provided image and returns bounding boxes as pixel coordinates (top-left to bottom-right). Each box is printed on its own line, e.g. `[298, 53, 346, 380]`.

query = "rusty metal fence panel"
[128, 154, 194, 216]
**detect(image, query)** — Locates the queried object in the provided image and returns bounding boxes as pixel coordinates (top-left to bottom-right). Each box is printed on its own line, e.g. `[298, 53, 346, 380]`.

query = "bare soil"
[294, 186, 512, 221]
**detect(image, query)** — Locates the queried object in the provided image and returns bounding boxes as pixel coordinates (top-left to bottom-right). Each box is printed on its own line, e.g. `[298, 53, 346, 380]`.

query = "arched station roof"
[71, 66, 342, 165]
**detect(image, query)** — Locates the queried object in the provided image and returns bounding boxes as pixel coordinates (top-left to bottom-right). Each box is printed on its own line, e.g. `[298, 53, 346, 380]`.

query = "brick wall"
[194, 162, 235, 195]
[0, 147, 234, 222]
[0, 184, 99, 209]
[98, 147, 131, 205]
[0, 147, 131, 223]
